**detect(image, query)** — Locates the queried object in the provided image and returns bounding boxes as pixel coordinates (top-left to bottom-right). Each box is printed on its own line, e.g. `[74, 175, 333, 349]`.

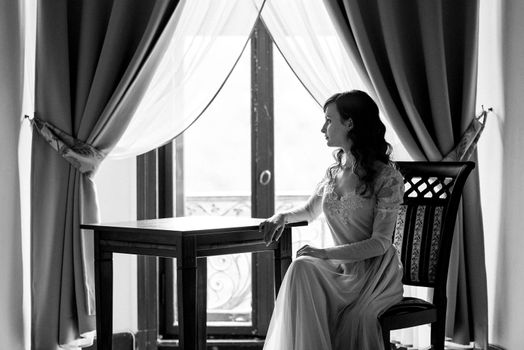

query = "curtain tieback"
[28, 115, 106, 177]
[442, 107, 492, 162]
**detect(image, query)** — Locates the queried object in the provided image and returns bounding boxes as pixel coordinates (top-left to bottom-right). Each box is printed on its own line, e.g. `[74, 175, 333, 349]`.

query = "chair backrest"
[393, 161, 475, 293]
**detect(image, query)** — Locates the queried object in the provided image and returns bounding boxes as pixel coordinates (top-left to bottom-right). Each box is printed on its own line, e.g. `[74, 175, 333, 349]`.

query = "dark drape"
[32, 0, 179, 348]
[324, 0, 488, 347]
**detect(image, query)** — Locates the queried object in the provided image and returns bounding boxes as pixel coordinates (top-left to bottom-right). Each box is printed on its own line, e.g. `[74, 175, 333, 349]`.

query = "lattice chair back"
[393, 162, 475, 290]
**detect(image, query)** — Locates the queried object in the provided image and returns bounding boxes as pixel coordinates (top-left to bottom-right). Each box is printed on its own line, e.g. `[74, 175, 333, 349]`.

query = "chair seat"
[379, 297, 438, 330]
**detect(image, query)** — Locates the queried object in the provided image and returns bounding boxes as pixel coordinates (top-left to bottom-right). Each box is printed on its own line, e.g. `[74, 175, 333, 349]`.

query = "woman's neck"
[341, 151, 355, 170]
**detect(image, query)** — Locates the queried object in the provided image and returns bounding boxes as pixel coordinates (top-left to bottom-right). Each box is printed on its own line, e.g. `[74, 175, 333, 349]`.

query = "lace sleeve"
[283, 176, 326, 223]
[314, 176, 328, 197]
[324, 166, 405, 261]
[371, 167, 404, 242]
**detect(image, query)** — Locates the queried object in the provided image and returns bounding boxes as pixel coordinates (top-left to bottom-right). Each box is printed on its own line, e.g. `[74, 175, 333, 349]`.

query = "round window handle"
[259, 169, 272, 186]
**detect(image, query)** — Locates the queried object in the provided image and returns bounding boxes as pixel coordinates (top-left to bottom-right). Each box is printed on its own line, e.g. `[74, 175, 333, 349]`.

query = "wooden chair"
[379, 161, 475, 350]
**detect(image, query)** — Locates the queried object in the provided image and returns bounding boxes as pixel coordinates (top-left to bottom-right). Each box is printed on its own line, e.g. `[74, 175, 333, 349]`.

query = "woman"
[260, 90, 404, 350]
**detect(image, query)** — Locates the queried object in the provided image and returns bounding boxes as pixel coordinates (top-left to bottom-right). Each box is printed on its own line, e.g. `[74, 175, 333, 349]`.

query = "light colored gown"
[263, 163, 405, 350]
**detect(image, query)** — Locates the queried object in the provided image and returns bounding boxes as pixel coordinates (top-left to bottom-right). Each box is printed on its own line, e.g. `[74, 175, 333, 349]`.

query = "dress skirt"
[263, 246, 403, 350]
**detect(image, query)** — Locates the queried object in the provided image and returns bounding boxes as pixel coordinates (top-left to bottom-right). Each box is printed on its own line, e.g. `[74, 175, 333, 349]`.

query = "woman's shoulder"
[373, 162, 404, 189]
[375, 161, 401, 177]
[372, 162, 405, 204]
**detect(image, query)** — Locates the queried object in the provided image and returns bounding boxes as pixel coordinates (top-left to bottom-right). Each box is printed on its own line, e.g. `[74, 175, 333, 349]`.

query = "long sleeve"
[324, 168, 404, 261]
[282, 177, 326, 223]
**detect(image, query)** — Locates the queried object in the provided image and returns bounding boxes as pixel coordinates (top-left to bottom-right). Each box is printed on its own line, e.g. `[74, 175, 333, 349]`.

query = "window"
[135, 19, 411, 348]
[135, 21, 277, 347]
[162, 26, 256, 337]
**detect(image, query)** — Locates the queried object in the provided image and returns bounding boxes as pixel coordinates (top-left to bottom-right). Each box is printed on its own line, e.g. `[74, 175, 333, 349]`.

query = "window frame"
[136, 19, 276, 347]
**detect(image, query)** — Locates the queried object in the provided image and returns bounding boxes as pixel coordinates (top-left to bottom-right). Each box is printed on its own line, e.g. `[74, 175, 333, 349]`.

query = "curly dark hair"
[324, 90, 392, 195]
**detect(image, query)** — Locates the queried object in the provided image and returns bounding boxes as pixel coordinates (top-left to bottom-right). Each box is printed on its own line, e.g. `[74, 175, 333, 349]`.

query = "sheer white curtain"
[262, 0, 425, 348]
[261, 0, 365, 104]
[261, 0, 409, 161]
[108, 0, 264, 158]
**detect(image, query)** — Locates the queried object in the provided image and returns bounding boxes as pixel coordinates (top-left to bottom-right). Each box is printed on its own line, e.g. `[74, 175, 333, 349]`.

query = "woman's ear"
[346, 118, 353, 130]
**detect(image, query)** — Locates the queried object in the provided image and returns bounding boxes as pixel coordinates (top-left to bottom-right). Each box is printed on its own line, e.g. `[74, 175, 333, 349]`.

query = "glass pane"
[173, 37, 252, 327]
[273, 46, 334, 257]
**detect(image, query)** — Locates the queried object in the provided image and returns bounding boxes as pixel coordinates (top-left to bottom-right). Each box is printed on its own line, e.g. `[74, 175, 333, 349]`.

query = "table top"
[81, 216, 306, 235]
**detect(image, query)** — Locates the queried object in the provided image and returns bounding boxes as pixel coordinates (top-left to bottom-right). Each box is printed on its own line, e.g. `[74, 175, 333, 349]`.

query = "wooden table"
[81, 216, 306, 350]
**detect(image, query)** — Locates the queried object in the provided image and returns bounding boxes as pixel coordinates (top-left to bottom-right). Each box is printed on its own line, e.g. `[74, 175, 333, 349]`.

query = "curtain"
[321, 0, 488, 348]
[32, 1, 180, 347]
[31, 0, 264, 347]
[260, 0, 412, 161]
[261, 1, 422, 346]
[261, 0, 367, 104]
[109, 0, 264, 158]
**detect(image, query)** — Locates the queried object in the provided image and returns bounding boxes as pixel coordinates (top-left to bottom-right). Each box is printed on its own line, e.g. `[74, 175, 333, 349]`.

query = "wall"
[489, 0, 524, 348]
[478, 0, 524, 348]
[0, 0, 25, 349]
[476, 0, 504, 347]
[94, 158, 138, 332]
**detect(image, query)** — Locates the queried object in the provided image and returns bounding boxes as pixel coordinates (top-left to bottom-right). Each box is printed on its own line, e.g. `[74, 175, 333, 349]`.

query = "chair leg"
[431, 320, 445, 350]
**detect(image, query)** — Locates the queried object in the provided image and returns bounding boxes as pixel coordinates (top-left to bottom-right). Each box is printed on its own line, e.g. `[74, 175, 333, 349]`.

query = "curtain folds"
[443, 109, 488, 162]
[29, 116, 105, 177]
[32, 0, 264, 347]
[108, 0, 265, 158]
[322, 0, 488, 347]
[260, 0, 367, 105]
[260, 0, 412, 162]
[32, 0, 180, 347]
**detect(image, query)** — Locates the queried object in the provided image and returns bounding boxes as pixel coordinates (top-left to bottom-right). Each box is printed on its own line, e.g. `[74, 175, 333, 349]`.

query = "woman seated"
[259, 90, 404, 350]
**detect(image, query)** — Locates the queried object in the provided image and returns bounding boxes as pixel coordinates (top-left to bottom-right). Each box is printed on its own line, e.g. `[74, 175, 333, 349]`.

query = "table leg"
[197, 258, 207, 350]
[95, 234, 113, 350]
[274, 227, 292, 295]
[177, 237, 198, 350]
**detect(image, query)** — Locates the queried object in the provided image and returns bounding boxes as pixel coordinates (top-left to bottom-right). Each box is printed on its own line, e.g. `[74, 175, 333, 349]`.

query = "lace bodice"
[323, 181, 371, 215]
[285, 163, 404, 262]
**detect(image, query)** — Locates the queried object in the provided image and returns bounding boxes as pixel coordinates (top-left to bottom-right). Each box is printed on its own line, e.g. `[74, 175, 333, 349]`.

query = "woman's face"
[321, 103, 352, 151]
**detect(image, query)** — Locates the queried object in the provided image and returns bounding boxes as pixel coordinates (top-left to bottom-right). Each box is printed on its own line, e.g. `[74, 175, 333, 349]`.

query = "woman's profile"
[259, 90, 404, 350]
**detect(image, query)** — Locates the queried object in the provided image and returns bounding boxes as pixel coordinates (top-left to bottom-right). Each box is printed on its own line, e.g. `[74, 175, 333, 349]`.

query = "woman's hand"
[260, 213, 287, 246]
[296, 244, 328, 259]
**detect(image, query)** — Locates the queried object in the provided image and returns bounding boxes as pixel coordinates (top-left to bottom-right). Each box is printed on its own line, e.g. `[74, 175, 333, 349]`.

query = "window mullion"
[146, 17, 277, 345]
[137, 144, 174, 349]
[251, 18, 275, 336]
[136, 150, 160, 350]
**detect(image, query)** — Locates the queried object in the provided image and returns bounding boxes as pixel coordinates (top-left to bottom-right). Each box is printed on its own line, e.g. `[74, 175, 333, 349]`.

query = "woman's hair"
[324, 90, 392, 195]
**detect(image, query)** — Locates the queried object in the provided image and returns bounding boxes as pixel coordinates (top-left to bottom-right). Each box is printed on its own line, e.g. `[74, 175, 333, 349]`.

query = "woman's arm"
[323, 207, 400, 260]
[321, 168, 404, 261]
[260, 177, 325, 245]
